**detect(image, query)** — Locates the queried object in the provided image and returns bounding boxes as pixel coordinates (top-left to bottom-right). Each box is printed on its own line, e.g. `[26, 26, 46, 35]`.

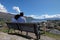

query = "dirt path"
[0, 32, 57, 40]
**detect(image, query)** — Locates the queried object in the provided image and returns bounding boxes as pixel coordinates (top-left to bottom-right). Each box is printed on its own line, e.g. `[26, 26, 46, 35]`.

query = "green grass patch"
[45, 32, 60, 40]
[0, 28, 14, 33]
[0, 29, 8, 33]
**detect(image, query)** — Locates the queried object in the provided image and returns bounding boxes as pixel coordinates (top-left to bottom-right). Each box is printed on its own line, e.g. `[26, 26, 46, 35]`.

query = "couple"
[11, 12, 26, 23]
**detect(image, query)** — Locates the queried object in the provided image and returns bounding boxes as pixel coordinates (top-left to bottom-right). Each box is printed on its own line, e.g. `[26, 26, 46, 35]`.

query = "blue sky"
[0, 0, 60, 19]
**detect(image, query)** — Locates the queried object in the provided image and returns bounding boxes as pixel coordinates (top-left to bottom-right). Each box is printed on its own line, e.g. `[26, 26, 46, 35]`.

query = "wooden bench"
[6, 22, 41, 40]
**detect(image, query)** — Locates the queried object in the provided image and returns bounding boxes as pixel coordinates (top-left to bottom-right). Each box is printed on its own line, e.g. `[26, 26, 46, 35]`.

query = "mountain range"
[33, 17, 60, 22]
[0, 12, 14, 21]
[0, 12, 60, 22]
[44, 18, 60, 20]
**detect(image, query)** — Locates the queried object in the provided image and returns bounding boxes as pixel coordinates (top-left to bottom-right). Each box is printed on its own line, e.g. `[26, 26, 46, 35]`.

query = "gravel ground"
[0, 32, 56, 40]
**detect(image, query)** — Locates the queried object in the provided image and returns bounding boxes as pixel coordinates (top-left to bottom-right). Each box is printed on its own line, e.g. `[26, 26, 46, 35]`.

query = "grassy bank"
[45, 32, 60, 40]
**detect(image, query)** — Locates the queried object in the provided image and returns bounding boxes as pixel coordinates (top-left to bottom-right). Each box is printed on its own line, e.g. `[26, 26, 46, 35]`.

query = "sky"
[0, 0, 60, 19]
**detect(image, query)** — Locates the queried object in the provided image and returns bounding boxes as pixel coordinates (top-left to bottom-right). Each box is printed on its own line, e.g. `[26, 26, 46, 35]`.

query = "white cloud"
[13, 6, 20, 13]
[28, 15, 42, 19]
[28, 14, 60, 19]
[0, 3, 7, 12]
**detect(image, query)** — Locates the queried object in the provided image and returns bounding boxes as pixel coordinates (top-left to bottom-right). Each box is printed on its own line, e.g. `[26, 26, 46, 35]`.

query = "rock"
[0, 32, 57, 40]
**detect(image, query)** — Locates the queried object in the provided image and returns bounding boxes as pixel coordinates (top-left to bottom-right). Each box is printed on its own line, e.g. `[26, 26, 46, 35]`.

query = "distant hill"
[31, 17, 60, 23]
[0, 12, 34, 22]
[26, 17, 34, 22]
[44, 18, 60, 20]
[1, 12, 60, 22]
[0, 12, 14, 21]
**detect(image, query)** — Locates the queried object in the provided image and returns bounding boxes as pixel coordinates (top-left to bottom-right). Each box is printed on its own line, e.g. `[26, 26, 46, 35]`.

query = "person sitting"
[11, 14, 20, 23]
[17, 12, 26, 23]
